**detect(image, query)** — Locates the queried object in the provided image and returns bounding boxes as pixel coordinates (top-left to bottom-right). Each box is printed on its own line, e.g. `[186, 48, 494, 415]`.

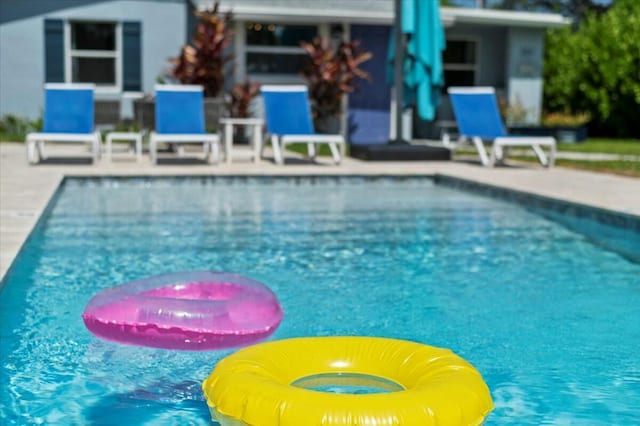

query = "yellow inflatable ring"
[202, 336, 493, 425]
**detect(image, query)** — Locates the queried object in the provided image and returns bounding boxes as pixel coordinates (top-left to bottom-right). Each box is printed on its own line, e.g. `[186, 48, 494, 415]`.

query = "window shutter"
[44, 19, 64, 82]
[122, 21, 142, 91]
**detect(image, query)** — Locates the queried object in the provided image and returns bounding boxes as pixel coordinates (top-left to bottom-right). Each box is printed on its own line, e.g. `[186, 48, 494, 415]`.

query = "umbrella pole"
[393, 0, 405, 144]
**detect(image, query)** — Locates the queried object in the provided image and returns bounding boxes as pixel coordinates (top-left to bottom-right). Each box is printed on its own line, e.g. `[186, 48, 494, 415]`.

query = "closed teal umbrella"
[388, 0, 446, 123]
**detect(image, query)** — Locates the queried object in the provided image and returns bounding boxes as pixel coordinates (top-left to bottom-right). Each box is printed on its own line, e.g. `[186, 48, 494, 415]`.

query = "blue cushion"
[43, 87, 94, 133]
[449, 90, 507, 139]
[155, 88, 205, 134]
[261, 89, 314, 135]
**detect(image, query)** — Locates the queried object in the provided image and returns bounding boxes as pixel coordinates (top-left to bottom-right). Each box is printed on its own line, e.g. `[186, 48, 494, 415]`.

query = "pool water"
[291, 373, 406, 394]
[1, 177, 639, 425]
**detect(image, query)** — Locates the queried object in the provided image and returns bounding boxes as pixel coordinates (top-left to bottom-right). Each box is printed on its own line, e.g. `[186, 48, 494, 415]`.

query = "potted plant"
[135, 2, 233, 131]
[227, 78, 261, 143]
[300, 37, 372, 134]
[500, 97, 590, 143]
[542, 111, 591, 143]
[228, 78, 260, 119]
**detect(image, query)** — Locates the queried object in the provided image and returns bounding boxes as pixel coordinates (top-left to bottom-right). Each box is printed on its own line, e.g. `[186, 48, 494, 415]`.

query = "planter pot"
[203, 97, 227, 132]
[508, 125, 587, 143]
[133, 97, 155, 130]
[134, 96, 227, 131]
[508, 126, 555, 138]
[314, 115, 341, 134]
[553, 126, 588, 143]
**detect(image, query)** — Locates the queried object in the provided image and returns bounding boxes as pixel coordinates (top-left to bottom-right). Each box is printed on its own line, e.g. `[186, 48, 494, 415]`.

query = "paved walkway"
[1, 142, 639, 280]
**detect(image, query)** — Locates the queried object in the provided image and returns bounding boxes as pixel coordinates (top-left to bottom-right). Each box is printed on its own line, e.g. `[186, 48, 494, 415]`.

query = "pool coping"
[434, 174, 640, 232]
[1, 142, 639, 284]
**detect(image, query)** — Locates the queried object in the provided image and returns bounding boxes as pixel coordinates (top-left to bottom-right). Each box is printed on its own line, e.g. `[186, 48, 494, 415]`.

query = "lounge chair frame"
[261, 85, 345, 165]
[26, 83, 101, 164]
[149, 85, 220, 164]
[447, 87, 556, 167]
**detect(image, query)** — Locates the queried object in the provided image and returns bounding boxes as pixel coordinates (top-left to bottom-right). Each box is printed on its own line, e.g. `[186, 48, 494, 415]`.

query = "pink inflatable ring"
[82, 271, 283, 351]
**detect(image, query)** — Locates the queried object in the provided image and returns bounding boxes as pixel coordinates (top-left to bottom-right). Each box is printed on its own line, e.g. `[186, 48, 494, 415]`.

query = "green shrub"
[0, 114, 42, 141]
[544, 0, 640, 137]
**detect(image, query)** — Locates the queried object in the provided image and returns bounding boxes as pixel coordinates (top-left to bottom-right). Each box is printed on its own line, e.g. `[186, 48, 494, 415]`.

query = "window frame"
[238, 21, 330, 83]
[443, 36, 480, 88]
[64, 20, 122, 93]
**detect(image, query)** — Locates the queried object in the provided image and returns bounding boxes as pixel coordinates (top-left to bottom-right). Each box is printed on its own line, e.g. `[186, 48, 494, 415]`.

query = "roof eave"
[441, 7, 571, 29]
[212, 4, 570, 29]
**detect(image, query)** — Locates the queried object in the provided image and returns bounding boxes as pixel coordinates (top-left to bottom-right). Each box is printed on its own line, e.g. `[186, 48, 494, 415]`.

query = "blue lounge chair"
[448, 87, 556, 167]
[149, 85, 220, 164]
[26, 84, 101, 164]
[260, 85, 345, 165]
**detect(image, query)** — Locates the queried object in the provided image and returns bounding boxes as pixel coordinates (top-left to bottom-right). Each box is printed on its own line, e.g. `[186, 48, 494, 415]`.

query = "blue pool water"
[1, 177, 639, 425]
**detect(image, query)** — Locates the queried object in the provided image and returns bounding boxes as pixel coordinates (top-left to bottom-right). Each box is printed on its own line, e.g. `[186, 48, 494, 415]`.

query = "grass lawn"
[452, 137, 640, 177]
[516, 138, 640, 177]
[0, 134, 26, 142]
[557, 138, 640, 155]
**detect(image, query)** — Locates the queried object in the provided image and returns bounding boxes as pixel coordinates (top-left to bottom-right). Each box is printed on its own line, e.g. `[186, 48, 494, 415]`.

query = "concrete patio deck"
[1, 141, 639, 280]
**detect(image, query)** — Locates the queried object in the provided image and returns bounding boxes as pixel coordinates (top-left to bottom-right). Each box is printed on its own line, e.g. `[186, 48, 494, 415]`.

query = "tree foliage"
[544, 0, 640, 137]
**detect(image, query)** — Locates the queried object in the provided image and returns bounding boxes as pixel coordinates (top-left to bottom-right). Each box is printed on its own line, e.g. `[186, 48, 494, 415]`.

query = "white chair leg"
[307, 143, 316, 159]
[37, 141, 46, 160]
[442, 131, 451, 147]
[135, 134, 142, 163]
[494, 145, 505, 164]
[211, 141, 220, 164]
[489, 145, 497, 167]
[224, 122, 233, 164]
[204, 141, 211, 163]
[271, 135, 284, 165]
[260, 135, 266, 159]
[253, 125, 262, 163]
[328, 143, 341, 164]
[531, 144, 549, 167]
[94, 132, 102, 162]
[106, 134, 113, 162]
[150, 134, 157, 164]
[473, 136, 490, 166]
[548, 142, 556, 168]
[26, 138, 36, 164]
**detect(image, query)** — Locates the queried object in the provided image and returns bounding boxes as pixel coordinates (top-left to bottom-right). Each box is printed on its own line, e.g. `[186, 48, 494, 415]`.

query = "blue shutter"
[44, 19, 64, 82]
[122, 21, 142, 91]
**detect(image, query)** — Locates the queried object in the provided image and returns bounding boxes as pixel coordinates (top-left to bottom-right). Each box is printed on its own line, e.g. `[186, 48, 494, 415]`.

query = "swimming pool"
[1, 177, 639, 425]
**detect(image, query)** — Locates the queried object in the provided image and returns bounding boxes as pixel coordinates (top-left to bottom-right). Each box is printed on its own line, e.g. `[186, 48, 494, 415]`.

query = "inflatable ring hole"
[290, 373, 405, 395]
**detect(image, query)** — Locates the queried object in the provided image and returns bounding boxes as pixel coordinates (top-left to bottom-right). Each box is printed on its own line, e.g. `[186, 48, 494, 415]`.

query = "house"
[0, 0, 568, 143]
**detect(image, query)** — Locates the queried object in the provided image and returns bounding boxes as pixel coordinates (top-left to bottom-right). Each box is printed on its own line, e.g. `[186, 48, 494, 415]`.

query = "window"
[67, 22, 120, 89]
[245, 22, 317, 76]
[443, 39, 478, 88]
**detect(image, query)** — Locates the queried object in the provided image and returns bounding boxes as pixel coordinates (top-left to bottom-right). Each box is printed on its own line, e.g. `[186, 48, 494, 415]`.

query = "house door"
[348, 25, 391, 145]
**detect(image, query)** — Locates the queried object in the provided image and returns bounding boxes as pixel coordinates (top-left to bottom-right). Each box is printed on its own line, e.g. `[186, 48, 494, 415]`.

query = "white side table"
[220, 118, 264, 164]
[105, 131, 143, 162]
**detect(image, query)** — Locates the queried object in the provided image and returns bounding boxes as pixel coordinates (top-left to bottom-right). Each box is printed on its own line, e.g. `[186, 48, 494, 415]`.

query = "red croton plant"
[171, 2, 233, 97]
[300, 37, 373, 123]
[229, 79, 261, 118]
